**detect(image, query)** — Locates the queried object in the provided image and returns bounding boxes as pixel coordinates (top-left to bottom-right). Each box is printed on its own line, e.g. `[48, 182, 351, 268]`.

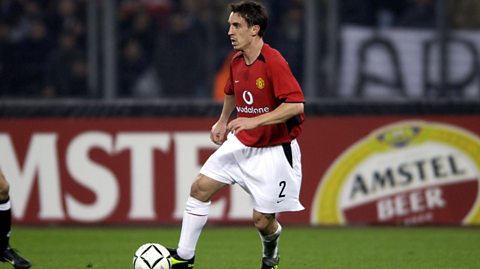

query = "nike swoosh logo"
[172, 258, 188, 265]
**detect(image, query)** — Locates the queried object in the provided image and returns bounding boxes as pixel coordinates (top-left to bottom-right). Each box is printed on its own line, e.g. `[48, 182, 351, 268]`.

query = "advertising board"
[1, 116, 479, 225]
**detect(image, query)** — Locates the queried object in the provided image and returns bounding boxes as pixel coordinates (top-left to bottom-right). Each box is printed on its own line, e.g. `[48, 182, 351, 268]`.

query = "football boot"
[261, 256, 279, 269]
[0, 247, 31, 269]
[167, 248, 195, 269]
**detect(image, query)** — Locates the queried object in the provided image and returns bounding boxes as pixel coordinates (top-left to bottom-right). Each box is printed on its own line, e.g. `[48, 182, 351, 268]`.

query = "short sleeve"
[268, 56, 304, 102]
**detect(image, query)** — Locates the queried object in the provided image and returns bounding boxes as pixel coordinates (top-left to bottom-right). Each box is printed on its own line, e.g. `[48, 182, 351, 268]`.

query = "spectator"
[0, 0, 26, 42]
[44, 30, 85, 97]
[46, 0, 86, 46]
[23, 0, 44, 19]
[122, 8, 157, 60]
[118, 38, 149, 97]
[274, 5, 305, 80]
[68, 55, 88, 97]
[0, 0, 23, 25]
[119, 0, 170, 31]
[12, 17, 53, 97]
[154, 8, 207, 98]
[0, 19, 15, 96]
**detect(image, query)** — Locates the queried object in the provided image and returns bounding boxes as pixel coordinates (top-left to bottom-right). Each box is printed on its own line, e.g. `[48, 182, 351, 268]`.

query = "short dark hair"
[230, 1, 268, 37]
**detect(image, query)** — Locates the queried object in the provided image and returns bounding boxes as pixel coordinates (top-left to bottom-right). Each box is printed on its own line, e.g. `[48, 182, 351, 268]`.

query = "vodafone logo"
[242, 90, 253, 105]
[311, 121, 480, 225]
[236, 90, 270, 114]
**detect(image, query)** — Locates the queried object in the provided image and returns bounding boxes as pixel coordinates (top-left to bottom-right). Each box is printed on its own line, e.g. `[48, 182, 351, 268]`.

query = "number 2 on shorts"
[278, 180, 286, 198]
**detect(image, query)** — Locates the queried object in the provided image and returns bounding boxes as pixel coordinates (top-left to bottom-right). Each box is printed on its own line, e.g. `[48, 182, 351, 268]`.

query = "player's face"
[228, 12, 257, 51]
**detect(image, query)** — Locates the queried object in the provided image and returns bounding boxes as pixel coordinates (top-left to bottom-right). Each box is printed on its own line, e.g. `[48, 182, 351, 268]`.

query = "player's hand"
[227, 117, 259, 134]
[210, 121, 228, 145]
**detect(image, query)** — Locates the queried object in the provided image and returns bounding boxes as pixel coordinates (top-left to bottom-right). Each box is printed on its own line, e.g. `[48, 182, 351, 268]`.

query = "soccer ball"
[133, 243, 172, 269]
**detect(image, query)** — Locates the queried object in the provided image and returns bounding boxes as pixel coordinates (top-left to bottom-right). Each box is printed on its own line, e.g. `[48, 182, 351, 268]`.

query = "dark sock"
[0, 198, 11, 251]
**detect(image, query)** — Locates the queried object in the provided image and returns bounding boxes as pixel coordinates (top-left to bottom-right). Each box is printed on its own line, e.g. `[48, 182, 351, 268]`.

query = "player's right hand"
[210, 121, 228, 145]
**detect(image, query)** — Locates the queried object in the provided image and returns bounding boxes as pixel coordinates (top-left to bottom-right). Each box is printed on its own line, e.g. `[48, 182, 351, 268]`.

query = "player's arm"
[227, 102, 303, 133]
[211, 94, 236, 145]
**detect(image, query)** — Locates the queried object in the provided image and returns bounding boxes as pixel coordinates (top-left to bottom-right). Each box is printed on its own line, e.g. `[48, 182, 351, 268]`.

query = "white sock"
[177, 197, 210, 260]
[0, 199, 10, 211]
[260, 222, 282, 259]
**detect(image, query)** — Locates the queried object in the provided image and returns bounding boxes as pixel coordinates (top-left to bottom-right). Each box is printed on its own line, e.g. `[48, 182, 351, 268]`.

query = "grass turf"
[4, 226, 480, 269]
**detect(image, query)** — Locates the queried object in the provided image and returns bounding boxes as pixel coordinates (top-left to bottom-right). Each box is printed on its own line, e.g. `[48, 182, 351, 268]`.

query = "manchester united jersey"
[224, 43, 305, 147]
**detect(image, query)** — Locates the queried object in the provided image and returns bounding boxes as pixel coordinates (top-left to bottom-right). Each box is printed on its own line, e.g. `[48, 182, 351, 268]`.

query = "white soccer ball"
[133, 243, 172, 269]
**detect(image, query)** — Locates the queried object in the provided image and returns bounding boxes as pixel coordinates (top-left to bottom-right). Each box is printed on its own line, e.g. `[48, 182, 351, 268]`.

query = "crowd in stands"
[341, 0, 480, 29]
[0, 0, 477, 99]
[116, 0, 305, 100]
[0, 0, 86, 98]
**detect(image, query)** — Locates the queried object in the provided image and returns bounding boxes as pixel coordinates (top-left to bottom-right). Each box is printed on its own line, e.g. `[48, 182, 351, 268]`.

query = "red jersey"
[224, 43, 305, 147]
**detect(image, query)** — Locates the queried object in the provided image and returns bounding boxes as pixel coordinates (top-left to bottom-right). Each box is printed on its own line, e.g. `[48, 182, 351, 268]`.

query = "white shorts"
[200, 133, 304, 214]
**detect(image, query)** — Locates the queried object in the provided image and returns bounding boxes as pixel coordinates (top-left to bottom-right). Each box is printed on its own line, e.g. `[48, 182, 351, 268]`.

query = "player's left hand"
[227, 117, 259, 134]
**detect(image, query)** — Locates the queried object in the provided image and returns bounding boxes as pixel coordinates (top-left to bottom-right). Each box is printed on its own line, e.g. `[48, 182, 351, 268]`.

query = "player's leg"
[0, 171, 10, 252]
[170, 174, 227, 269]
[170, 132, 240, 268]
[253, 210, 281, 269]
[0, 171, 31, 269]
[245, 142, 303, 268]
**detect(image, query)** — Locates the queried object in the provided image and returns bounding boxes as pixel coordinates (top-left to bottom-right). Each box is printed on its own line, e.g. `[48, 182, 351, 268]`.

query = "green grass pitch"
[5, 226, 480, 269]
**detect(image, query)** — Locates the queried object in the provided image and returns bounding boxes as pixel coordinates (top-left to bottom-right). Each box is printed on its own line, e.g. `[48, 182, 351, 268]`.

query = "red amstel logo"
[311, 120, 480, 225]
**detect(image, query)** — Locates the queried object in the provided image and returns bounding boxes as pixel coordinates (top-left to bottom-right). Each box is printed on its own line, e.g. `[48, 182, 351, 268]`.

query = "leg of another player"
[176, 174, 227, 260]
[0, 172, 10, 252]
[0, 171, 31, 269]
[253, 210, 281, 268]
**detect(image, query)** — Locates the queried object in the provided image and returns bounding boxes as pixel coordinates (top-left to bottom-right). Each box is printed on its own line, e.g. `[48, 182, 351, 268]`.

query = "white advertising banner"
[340, 26, 480, 98]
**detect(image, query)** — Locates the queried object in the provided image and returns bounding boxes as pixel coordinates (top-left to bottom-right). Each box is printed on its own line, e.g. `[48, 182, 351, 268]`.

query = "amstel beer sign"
[311, 120, 480, 225]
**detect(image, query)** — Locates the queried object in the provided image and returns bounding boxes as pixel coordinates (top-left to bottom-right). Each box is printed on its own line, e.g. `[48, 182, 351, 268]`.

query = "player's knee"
[189, 176, 210, 202]
[189, 174, 225, 202]
[0, 180, 9, 200]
